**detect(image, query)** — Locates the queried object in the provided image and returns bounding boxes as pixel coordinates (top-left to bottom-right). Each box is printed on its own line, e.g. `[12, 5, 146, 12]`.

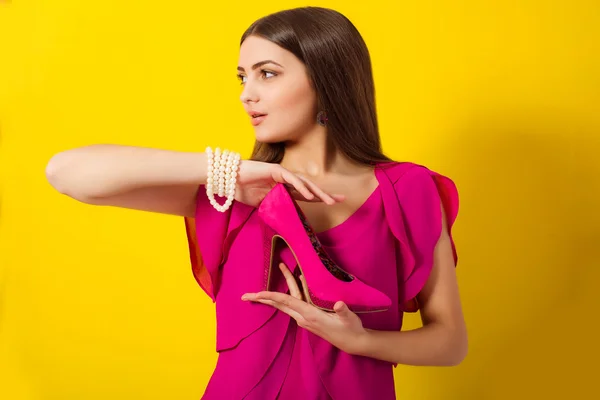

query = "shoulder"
[377, 160, 459, 216]
[376, 160, 444, 186]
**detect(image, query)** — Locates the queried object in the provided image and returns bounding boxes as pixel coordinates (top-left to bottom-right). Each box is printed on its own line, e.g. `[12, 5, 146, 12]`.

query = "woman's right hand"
[234, 160, 344, 208]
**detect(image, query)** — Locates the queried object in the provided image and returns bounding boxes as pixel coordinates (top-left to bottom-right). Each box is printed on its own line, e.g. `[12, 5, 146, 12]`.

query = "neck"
[279, 126, 368, 179]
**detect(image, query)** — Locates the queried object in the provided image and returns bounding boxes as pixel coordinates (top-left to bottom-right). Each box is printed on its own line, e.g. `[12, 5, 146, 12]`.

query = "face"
[238, 35, 319, 143]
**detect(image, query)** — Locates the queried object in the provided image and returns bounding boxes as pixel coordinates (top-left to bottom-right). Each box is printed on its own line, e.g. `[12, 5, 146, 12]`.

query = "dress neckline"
[314, 165, 384, 245]
[315, 184, 380, 243]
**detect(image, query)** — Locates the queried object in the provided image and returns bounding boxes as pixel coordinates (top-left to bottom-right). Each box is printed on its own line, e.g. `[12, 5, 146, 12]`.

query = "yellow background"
[1, 0, 599, 399]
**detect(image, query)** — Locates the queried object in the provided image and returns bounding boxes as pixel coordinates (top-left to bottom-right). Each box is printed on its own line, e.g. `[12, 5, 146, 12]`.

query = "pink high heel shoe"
[258, 183, 392, 314]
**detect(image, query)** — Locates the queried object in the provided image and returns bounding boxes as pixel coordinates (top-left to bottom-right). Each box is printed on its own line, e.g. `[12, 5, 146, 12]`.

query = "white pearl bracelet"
[205, 146, 241, 212]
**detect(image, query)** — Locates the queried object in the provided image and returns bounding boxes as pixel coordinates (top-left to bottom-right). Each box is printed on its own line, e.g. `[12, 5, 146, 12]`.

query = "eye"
[261, 70, 277, 79]
[236, 70, 277, 86]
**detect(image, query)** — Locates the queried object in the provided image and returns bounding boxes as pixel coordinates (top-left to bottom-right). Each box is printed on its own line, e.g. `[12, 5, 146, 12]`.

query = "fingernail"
[241, 294, 248, 301]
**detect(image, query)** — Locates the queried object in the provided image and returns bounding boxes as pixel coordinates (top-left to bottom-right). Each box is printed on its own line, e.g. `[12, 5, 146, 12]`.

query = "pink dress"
[183, 161, 459, 399]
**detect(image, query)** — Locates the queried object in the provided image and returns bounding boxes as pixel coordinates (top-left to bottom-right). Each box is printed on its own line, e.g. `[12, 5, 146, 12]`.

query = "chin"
[253, 128, 291, 144]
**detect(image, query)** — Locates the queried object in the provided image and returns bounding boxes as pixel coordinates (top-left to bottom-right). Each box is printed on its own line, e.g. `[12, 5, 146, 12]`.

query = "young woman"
[45, 6, 467, 400]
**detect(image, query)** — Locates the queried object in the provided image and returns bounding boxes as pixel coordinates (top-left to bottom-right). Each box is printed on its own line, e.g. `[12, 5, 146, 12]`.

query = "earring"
[317, 110, 328, 126]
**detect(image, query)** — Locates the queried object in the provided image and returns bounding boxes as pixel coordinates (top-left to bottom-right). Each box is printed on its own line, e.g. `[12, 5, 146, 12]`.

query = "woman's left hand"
[241, 262, 370, 356]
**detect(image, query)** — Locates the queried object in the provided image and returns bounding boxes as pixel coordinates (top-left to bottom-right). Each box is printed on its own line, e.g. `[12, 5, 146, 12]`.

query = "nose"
[240, 81, 259, 104]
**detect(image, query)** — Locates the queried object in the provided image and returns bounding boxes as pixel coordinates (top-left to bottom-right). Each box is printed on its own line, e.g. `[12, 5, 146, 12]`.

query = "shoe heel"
[262, 222, 276, 292]
[267, 234, 326, 310]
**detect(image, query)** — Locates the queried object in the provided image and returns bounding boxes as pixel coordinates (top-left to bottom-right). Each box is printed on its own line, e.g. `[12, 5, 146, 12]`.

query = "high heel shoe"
[258, 183, 392, 314]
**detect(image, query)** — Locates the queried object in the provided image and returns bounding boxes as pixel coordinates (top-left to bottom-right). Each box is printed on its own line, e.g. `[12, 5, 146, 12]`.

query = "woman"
[45, 6, 467, 400]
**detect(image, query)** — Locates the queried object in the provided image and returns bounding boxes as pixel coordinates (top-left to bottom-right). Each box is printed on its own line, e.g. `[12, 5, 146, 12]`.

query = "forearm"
[45, 144, 209, 199]
[357, 323, 468, 367]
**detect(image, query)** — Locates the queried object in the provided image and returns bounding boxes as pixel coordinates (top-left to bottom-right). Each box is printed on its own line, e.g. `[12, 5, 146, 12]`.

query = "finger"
[287, 187, 323, 203]
[288, 189, 346, 204]
[279, 263, 303, 300]
[280, 170, 315, 201]
[331, 193, 346, 202]
[295, 175, 336, 205]
[333, 301, 353, 319]
[243, 291, 306, 321]
[298, 275, 308, 301]
[256, 290, 315, 316]
[253, 298, 305, 321]
[294, 176, 345, 204]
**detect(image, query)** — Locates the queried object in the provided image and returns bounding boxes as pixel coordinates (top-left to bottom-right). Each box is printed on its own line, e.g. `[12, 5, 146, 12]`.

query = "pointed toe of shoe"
[361, 290, 392, 313]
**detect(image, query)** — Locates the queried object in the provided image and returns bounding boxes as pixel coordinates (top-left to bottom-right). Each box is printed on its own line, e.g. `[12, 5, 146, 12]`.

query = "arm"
[45, 144, 209, 217]
[356, 202, 468, 366]
[242, 199, 468, 367]
[46, 144, 339, 217]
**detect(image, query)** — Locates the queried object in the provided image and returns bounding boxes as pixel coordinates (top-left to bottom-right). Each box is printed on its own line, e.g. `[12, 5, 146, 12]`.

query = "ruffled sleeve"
[393, 166, 459, 312]
[183, 185, 234, 302]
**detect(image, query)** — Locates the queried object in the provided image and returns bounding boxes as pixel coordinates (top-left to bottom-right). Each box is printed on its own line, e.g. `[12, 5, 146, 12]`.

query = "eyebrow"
[237, 60, 284, 72]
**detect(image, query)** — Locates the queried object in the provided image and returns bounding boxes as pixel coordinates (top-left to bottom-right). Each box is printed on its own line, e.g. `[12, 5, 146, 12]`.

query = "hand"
[241, 262, 370, 356]
[234, 160, 345, 208]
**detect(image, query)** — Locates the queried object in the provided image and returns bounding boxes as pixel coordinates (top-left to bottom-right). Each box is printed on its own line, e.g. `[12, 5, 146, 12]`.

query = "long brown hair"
[240, 7, 392, 165]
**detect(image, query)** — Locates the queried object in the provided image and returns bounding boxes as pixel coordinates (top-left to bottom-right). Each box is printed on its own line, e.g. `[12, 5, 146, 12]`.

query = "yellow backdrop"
[1, 1, 599, 399]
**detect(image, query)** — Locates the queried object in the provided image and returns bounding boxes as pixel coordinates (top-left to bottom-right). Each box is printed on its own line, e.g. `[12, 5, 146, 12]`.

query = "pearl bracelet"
[205, 146, 241, 212]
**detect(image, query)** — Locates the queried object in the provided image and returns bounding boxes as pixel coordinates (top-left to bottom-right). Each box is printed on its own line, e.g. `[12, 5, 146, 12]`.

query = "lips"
[248, 111, 267, 126]
[250, 114, 267, 126]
